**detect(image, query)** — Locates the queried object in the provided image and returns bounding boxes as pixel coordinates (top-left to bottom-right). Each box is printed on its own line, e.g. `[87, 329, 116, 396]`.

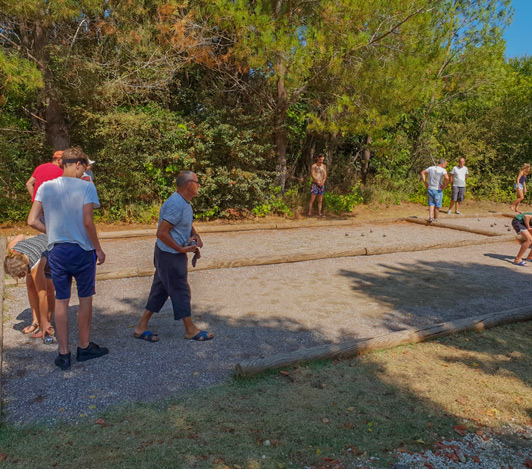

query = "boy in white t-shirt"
[28, 147, 107, 370]
[448, 157, 469, 215]
[420, 159, 449, 222]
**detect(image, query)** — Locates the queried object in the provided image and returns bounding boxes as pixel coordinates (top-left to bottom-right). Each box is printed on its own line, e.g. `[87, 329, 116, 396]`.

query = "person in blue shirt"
[134, 171, 213, 342]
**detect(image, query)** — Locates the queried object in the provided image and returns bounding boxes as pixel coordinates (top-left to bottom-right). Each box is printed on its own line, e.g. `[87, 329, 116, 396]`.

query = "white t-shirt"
[450, 166, 468, 188]
[426, 166, 448, 191]
[35, 177, 100, 251]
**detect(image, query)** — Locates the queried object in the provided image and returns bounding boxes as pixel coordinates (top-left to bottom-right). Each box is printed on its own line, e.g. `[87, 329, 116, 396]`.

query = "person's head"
[522, 163, 531, 175]
[176, 170, 201, 200]
[52, 150, 64, 167]
[4, 249, 29, 282]
[438, 158, 447, 168]
[316, 154, 325, 164]
[458, 157, 465, 167]
[61, 146, 89, 178]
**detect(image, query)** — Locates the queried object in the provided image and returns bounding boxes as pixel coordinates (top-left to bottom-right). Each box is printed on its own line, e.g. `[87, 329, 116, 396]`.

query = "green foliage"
[323, 184, 363, 214]
[251, 186, 296, 217]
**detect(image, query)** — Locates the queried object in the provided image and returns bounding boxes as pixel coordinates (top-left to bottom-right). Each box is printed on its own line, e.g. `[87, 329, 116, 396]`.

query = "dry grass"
[0, 321, 531, 468]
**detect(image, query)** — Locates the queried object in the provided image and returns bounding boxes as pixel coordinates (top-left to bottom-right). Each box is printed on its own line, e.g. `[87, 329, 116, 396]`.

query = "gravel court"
[99, 221, 486, 272]
[2, 229, 531, 423]
[437, 215, 513, 236]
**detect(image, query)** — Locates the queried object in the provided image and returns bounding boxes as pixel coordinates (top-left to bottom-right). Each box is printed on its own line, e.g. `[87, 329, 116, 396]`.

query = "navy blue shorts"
[145, 245, 191, 320]
[48, 243, 97, 300]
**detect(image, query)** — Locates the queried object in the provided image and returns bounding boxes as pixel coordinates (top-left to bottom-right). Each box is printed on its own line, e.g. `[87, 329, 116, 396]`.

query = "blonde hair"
[522, 163, 531, 174]
[4, 249, 29, 281]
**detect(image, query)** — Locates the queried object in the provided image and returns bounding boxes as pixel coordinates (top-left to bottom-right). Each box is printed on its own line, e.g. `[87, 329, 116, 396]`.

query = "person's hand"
[423, 181, 428, 188]
[190, 234, 203, 248]
[95, 249, 106, 265]
[181, 245, 198, 254]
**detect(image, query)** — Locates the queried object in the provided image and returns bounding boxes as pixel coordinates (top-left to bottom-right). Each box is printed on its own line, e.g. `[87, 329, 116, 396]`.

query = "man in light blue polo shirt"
[134, 171, 213, 342]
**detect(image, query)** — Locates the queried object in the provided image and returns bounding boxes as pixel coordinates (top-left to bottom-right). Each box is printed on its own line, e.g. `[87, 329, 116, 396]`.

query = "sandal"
[23, 322, 39, 334]
[186, 330, 214, 341]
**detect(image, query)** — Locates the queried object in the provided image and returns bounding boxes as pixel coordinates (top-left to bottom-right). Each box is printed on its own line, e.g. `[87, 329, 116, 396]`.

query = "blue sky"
[504, 0, 532, 58]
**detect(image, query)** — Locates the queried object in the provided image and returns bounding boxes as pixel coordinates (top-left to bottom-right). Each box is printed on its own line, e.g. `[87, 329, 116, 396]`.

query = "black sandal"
[23, 323, 40, 334]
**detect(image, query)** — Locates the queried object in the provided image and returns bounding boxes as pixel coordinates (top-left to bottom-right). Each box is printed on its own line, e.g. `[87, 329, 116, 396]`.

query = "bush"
[323, 184, 363, 214]
[252, 186, 296, 217]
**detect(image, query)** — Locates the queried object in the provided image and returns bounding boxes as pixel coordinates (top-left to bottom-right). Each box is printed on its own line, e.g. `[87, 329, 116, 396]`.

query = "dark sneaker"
[76, 342, 109, 362]
[55, 352, 72, 370]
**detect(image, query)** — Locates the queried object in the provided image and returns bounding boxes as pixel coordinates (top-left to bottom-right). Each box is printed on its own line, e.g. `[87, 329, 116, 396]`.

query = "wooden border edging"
[0, 236, 6, 423]
[3, 234, 519, 287]
[97, 214, 509, 240]
[405, 217, 502, 237]
[235, 305, 532, 377]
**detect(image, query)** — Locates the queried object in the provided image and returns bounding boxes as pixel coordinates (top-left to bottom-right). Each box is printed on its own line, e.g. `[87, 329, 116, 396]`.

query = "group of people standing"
[4, 149, 211, 370]
[421, 157, 469, 223]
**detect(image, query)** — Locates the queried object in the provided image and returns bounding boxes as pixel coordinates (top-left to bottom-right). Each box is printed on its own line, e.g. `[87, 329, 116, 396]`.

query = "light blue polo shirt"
[156, 192, 193, 254]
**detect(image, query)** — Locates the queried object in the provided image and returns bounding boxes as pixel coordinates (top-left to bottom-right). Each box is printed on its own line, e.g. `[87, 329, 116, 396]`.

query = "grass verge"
[1, 321, 531, 468]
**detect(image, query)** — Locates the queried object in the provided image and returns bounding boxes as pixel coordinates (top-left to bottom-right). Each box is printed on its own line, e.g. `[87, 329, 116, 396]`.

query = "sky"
[503, 0, 532, 58]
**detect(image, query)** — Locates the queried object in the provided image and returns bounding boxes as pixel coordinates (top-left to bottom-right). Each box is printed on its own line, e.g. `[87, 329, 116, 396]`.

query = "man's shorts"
[311, 183, 325, 195]
[452, 186, 465, 202]
[512, 218, 529, 234]
[48, 243, 97, 300]
[427, 189, 443, 208]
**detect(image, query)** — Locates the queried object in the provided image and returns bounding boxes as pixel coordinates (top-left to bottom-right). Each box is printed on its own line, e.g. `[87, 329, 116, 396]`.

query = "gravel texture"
[99, 221, 485, 272]
[2, 219, 532, 425]
[437, 214, 515, 236]
[393, 425, 532, 468]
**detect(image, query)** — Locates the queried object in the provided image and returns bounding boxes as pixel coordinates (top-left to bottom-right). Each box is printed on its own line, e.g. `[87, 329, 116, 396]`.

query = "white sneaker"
[455, 211, 461, 214]
[447, 210, 452, 214]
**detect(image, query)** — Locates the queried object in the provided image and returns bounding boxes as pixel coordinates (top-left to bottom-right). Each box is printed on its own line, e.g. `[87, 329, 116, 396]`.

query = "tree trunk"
[25, 19, 70, 151]
[274, 58, 289, 191]
[410, 94, 436, 170]
[361, 135, 372, 185]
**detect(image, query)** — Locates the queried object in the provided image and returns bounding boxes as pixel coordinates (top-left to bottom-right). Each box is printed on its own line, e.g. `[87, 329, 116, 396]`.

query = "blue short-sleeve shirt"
[156, 192, 193, 254]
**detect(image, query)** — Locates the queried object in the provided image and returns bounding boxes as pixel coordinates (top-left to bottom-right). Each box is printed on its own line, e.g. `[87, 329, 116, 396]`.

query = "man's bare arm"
[28, 201, 46, 233]
[157, 220, 198, 254]
[83, 204, 106, 265]
[26, 176, 36, 198]
[441, 172, 450, 190]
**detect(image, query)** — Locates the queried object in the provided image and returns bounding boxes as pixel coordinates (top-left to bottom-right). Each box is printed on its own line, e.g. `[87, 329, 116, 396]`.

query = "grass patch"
[1, 322, 531, 468]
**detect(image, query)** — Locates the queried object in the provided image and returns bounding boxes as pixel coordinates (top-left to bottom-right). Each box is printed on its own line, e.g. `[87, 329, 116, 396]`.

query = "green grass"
[1, 321, 532, 468]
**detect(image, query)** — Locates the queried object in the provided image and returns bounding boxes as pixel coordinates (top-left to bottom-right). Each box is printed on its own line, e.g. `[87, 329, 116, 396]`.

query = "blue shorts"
[311, 183, 325, 195]
[48, 243, 97, 300]
[427, 189, 443, 207]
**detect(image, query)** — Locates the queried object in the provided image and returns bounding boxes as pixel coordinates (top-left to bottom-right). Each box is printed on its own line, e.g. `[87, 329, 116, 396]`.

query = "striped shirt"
[13, 234, 48, 271]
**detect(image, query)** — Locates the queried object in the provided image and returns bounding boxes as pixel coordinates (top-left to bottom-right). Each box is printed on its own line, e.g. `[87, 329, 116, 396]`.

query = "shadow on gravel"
[338, 259, 532, 334]
[1, 294, 326, 423]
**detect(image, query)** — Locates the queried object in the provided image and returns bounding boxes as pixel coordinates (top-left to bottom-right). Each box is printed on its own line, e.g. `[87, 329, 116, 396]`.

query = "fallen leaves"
[453, 424, 467, 437]
[525, 457, 532, 468]
[455, 396, 468, 406]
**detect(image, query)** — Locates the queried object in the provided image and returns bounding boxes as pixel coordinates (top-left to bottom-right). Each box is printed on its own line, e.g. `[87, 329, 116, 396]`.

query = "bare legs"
[24, 275, 40, 332]
[510, 189, 524, 213]
[55, 296, 93, 354]
[448, 200, 460, 213]
[308, 194, 323, 216]
[135, 310, 213, 340]
[515, 231, 532, 264]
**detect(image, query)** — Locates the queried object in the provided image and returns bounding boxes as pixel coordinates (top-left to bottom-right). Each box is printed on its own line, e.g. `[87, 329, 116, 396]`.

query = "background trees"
[0, 0, 527, 222]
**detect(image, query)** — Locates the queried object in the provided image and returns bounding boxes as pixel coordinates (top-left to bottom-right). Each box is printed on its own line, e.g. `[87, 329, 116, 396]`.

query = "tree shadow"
[1, 264, 532, 466]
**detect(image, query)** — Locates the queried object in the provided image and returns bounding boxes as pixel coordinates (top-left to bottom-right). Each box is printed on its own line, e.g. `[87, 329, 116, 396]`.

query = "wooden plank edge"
[235, 305, 532, 377]
[0, 236, 6, 424]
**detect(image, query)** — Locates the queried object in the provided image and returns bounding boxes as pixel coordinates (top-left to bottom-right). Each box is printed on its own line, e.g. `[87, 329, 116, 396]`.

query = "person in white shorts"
[448, 157, 469, 215]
